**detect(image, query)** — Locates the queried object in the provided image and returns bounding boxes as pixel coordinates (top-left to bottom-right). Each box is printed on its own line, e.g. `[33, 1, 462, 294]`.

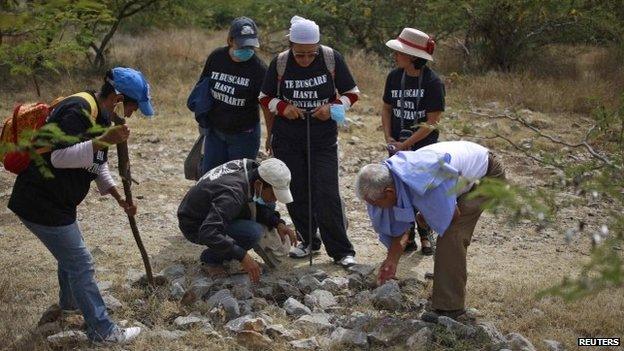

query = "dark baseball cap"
[229, 17, 260, 48]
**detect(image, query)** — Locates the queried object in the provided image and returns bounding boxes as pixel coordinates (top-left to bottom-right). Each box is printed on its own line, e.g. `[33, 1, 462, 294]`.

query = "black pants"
[272, 123, 355, 260]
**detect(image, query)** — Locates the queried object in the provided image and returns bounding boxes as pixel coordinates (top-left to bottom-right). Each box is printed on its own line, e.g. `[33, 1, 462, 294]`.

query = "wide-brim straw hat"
[386, 28, 435, 61]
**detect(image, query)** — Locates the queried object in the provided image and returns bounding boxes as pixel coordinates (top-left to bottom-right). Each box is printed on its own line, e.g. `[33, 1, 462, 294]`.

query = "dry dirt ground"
[0, 32, 622, 351]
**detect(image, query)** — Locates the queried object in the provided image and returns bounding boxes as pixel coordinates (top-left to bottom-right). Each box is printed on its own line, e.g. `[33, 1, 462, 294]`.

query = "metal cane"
[304, 111, 313, 267]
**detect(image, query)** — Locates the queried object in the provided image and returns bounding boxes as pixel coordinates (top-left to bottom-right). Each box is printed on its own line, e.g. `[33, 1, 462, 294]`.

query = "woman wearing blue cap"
[8, 67, 154, 344]
[195, 16, 270, 174]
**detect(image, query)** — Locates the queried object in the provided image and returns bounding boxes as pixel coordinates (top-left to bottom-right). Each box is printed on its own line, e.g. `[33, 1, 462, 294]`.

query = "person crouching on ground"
[8, 67, 154, 344]
[355, 141, 505, 320]
[177, 158, 297, 284]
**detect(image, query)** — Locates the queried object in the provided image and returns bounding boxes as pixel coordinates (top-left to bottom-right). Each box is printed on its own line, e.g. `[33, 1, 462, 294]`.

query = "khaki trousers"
[431, 153, 505, 311]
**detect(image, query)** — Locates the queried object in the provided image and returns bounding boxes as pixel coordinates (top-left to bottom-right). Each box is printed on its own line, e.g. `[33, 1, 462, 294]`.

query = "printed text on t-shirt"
[283, 74, 332, 109]
[210, 71, 250, 107]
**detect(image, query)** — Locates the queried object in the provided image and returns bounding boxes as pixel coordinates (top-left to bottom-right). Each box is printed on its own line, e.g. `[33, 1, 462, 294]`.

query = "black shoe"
[421, 245, 434, 256]
[404, 241, 418, 253]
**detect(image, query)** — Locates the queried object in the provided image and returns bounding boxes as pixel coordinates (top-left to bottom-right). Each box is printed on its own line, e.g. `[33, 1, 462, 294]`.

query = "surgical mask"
[330, 103, 346, 126]
[233, 48, 255, 61]
[253, 183, 271, 205]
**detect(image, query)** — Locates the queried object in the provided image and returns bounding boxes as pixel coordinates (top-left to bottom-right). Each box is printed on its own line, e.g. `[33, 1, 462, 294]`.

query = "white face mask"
[113, 101, 125, 118]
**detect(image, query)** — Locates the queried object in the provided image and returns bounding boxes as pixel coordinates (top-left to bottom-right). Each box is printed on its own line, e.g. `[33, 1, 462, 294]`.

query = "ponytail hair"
[99, 70, 116, 98]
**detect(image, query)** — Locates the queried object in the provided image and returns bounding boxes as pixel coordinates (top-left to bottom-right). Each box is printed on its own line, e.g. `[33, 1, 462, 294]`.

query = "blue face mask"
[253, 184, 275, 206]
[233, 48, 255, 61]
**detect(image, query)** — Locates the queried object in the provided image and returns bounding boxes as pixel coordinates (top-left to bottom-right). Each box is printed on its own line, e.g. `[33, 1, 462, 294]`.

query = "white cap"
[288, 15, 320, 44]
[258, 158, 293, 204]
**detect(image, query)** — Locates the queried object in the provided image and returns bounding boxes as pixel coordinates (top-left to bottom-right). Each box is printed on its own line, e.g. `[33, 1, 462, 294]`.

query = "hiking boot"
[334, 255, 356, 268]
[289, 243, 320, 259]
[101, 326, 142, 344]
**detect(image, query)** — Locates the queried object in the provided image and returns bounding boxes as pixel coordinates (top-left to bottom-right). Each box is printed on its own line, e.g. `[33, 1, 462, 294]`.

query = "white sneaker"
[103, 326, 141, 344]
[335, 255, 356, 268]
[289, 243, 320, 259]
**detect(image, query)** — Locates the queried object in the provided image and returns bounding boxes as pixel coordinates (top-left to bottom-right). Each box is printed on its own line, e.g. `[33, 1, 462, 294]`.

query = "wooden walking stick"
[112, 115, 155, 287]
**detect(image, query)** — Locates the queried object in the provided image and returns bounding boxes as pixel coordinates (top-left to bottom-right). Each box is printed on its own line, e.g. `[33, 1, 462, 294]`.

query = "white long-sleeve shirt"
[50, 140, 116, 195]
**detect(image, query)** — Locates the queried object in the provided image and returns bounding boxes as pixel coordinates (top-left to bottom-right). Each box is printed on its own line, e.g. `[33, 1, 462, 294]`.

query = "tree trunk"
[32, 73, 41, 97]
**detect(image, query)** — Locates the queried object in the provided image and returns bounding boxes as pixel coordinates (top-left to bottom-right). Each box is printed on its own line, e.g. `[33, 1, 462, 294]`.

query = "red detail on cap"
[3, 151, 31, 174]
[397, 37, 436, 55]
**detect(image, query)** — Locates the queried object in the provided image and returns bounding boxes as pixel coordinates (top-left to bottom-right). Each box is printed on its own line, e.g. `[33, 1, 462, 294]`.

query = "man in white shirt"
[355, 141, 506, 319]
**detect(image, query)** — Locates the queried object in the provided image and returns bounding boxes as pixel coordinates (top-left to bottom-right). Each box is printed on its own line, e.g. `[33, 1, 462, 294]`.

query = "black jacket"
[177, 159, 283, 261]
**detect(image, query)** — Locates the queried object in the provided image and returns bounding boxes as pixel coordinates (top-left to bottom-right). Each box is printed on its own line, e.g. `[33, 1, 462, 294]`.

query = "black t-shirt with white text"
[261, 48, 357, 143]
[383, 66, 445, 149]
[199, 47, 267, 133]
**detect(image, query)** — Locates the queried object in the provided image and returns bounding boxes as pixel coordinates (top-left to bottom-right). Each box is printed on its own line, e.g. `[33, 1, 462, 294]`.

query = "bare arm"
[261, 104, 274, 155]
[382, 103, 394, 143]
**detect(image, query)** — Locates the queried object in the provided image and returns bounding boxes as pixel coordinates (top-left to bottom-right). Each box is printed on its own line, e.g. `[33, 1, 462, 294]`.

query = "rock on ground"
[304, 289, 337, 309]
[438, 316, 477, 339]
[283, 297, 312, 316]
[543, 339, 566, 351]
[102, 294, 123, 311]
[47, 330, 88, 348]
[290, 337, 320, 350]
[297, 275, 322, 293]
[405, 327, 433, 349]
[225, 315, 267, 333]
[348, 264, 376, 277]
[174, 314, 212, 330]
[371, 280, 402, 311]
[160, 263, 186, 280]
[507, 332, 537, 351]
[266, 324, 302, 341]
[320, 277, 348, 293]
[295, 313, 334, 334]
[369, 318, 429, 347]
[235, 330, 272, 350]
[329, 327, 369, 349]
[478, 321, 507, 345]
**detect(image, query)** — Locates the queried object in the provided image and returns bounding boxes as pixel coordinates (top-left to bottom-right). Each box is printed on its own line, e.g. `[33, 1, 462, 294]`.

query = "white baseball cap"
[258, 158, 293, 204]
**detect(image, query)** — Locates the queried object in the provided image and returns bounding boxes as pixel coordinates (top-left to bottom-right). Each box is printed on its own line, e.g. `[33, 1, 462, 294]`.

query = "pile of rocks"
[40, 262, 560, 350]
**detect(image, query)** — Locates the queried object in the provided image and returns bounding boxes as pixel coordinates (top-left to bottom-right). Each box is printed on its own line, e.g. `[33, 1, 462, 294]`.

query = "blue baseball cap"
[229, 17, 260, 48]
[110, 67, 154, 117]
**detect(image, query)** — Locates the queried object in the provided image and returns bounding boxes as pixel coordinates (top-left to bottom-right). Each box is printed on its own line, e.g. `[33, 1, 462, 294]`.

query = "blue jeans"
[201, 122, 261, 175]
[20, 218, 115, 341]
[200, 219, 263, 266]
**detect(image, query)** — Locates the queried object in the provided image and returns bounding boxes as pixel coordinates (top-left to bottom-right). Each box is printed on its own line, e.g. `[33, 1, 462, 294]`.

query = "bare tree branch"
[465, 110, 622, 170]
